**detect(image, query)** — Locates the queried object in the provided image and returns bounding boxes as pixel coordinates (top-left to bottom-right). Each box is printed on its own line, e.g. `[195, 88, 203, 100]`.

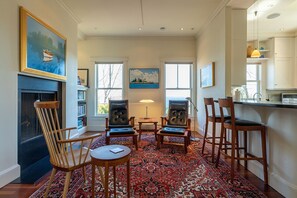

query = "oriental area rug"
[30, 134, 266, 198]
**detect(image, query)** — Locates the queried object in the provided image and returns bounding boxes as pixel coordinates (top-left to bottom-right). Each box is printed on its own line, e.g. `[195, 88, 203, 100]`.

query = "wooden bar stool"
[202, 98, 230, 163]
[216, 97, 268, 185]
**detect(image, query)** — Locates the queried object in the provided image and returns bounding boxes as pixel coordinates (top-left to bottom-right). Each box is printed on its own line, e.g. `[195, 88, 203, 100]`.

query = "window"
[246, 63, 261, 99]
[165, 63, 192, 112]
[95, 63, 123, 115]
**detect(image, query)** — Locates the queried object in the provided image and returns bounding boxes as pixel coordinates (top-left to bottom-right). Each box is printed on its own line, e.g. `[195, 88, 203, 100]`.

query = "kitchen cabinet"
[274, 38, 294, 58]
[268, 57, 294, 88]
[267, 37, 295, 89]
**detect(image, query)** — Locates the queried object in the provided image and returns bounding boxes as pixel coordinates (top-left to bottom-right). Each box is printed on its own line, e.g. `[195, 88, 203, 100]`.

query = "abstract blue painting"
[20, 7, 66, 81]
[129, 68, 159, 89]
[200, 62, 215, 88]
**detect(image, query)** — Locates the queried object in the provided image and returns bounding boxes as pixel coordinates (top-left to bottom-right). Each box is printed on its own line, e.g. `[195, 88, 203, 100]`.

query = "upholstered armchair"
[105, 100, 138, 150]
[157, 100, 191, 153]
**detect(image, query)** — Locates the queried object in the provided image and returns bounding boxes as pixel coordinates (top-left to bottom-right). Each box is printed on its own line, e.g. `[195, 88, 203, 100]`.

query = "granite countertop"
[234, 99, 297, 109]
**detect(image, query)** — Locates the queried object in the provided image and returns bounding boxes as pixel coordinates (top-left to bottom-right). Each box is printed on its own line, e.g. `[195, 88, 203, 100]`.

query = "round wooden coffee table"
[91, 145, 131, 198]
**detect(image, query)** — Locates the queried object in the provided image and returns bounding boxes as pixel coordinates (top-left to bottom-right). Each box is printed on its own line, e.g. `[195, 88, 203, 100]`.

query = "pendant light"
[251, 10, 261, 58]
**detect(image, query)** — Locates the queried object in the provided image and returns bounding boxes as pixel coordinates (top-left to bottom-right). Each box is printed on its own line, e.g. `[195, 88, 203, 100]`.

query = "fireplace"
[17, 75, 62, 183]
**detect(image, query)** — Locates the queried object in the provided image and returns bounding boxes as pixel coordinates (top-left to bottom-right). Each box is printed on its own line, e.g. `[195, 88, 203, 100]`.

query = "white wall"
[196, 7, 229, 133]
[0, 0, 19, 187]
[0, 0, 78, 187]
[196, 7, 247, 136]
[295, 36, 297, 86]
[78, 36, 196, 130]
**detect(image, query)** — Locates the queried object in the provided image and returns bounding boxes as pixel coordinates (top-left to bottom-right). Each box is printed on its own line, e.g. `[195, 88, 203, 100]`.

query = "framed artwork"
[78, 68, 89, 87]
[20, 7, 67, 81]
[200, 62, 215, 88]
[129, 68, 159, 89]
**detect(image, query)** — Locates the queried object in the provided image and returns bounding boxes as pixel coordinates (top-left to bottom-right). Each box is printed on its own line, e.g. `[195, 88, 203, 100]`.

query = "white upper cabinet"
[267, 37, 295, 89]
[274, 57, 294, 88]
[274, 38, 294, 58]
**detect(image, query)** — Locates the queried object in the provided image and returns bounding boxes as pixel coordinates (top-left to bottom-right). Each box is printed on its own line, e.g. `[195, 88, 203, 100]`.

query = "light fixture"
[251, 10, 261, 58]
[139, 99, 154, 119]
[186, 97, 199, 141]
[267, 13, 280, 19]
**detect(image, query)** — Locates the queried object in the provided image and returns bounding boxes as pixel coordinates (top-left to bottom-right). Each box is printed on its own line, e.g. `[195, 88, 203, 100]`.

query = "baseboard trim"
[0, 164, 20, 188]
[88, 125, 105, 132]
[269, 171, 297, 198]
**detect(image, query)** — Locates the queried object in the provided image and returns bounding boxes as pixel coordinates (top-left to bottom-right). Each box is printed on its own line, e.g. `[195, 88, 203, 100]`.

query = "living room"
[1, 0, 297, 197]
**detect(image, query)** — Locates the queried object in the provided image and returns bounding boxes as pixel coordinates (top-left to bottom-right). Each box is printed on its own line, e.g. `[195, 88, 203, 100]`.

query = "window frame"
[164, 62, 194, 115]
[95, 62, 124, 117]
[246, 63, 261, 100]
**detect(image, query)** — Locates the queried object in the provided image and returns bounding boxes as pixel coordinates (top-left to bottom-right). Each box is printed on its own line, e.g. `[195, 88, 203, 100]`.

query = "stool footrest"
[204, 138, 221, 145]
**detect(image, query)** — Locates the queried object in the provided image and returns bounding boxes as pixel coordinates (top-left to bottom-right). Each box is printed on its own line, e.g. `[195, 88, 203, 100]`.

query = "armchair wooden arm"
[161, 116, 168, 127]
[129, 116, 135, 127]
[186, 118, 191, 131]
[105, 117, 109, 130]
[55, 133, 101, 168]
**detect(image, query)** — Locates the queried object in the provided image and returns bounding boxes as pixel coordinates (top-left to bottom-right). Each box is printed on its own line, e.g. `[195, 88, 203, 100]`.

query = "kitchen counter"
[230, 100, 297, 197]
[234, 99, 297, 109]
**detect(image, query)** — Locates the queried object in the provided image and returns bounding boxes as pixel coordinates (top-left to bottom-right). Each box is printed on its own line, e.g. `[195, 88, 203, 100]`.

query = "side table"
[91, 145, 131, 198]
[138, 118, 158, 141]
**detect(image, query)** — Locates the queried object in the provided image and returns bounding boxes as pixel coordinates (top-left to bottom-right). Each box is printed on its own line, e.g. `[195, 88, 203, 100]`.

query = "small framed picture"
[78, 69, 89, 87]
[200, 62, 215, 88]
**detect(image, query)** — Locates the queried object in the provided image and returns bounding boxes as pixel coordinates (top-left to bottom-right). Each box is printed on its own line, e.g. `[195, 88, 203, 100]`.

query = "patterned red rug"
[30, 133, 266, 198]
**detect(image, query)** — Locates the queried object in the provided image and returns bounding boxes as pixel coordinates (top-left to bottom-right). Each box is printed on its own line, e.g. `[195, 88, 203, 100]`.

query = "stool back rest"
[218, 97, 236, 125]
[167, 100, 188, 127]
[204, 98, 216, 119]
[109, 100, 129, 126]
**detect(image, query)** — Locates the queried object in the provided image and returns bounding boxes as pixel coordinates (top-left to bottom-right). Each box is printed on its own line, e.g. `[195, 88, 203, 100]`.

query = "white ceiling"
[57, 0, 297, 40]
[248, 0, 297, 41]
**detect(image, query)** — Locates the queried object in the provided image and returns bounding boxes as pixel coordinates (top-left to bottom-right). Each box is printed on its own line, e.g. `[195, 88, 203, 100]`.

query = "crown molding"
[55, 0, 81, 23]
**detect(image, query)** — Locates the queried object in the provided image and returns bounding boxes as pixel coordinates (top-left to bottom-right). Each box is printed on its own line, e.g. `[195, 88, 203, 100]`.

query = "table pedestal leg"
[104, 164, 109, 198]
[92, 164, 95, 198]
[113, 166, 116, 198]
[127, 159, 130, 198]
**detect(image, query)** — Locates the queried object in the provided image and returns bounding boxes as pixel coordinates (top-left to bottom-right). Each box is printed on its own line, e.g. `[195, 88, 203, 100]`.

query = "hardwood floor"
[0, 131, 284, 198]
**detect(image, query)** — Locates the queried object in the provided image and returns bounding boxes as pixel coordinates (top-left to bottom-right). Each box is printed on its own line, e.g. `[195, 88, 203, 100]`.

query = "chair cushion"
[109, 127, 135, 135]
[163, 125, 187, 129]
[109, 124, 133, 128]
[225, 119, 263, 126]
[209, 115, 231, 119]
[160, 127, 186, 134]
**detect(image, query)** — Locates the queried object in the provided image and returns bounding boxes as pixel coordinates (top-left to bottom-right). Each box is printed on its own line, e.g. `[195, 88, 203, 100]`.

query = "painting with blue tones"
[200, 62, 215, 88]
[129, 68, 159, 89]
[20, 7, 66, 81]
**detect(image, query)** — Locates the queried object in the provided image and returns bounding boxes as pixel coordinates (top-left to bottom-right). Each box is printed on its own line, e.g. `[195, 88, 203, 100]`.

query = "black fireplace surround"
[17, 75, 62, 183]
